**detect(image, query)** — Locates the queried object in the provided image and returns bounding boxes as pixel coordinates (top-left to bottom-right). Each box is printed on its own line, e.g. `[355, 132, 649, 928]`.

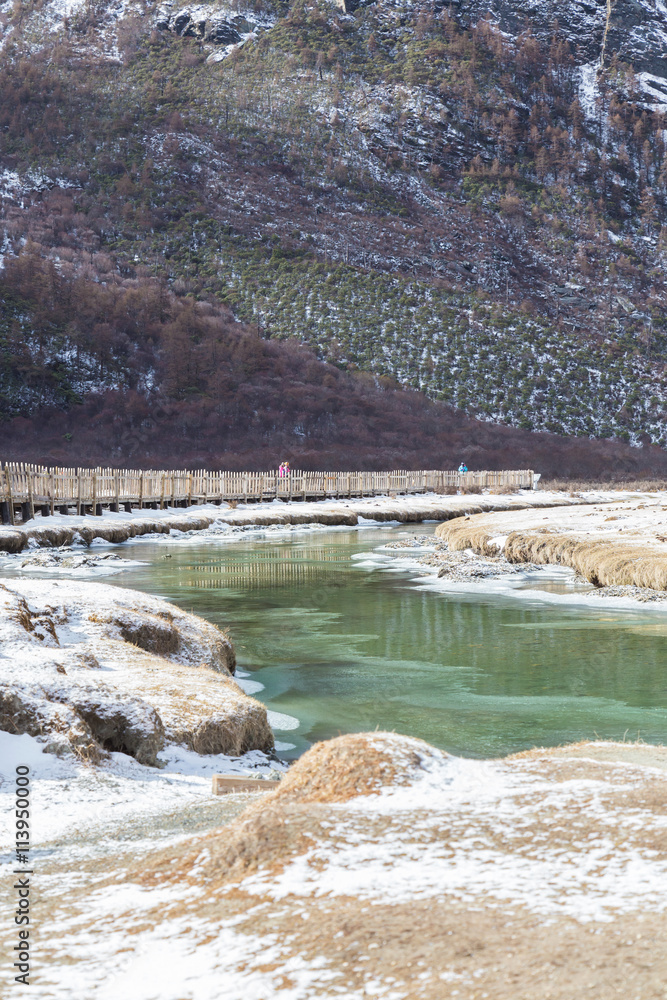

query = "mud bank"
[435, 492, 667, 590]
[0, 491, 617, 553]
[24, 731, 667, 1000]
[0, 579, 272, 762]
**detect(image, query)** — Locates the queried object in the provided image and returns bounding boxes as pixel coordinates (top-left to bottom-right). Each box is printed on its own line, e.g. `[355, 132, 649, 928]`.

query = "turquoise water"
[108, 525, 667, 759]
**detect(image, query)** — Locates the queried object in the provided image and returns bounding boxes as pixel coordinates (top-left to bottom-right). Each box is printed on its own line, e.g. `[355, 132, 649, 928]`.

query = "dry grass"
[435, 517, 503, 556]
[23, 733, 667, 1000]
[190, 703, 273, 756]
[271, 732, 440, 804]
[435, 513, 667, 588]
[505, 531, 667, 588]
[0, 529, 28, 553]
[541, 478, 667, 492]
[487, 484, 517, 494]
[12, 594, 37, 634]
[508, 738, 667, 767]
[115, 614, 181, 656]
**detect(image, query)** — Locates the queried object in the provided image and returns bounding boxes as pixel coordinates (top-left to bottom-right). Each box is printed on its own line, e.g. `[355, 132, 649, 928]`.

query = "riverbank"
[0, 579, 277, 764]
[0, 489, 619, 553]
[434, 492, 667, 590]
[377, 532, 667, 609]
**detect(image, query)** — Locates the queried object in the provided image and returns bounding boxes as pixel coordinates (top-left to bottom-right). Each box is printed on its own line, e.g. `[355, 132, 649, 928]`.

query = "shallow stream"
[104, 525, 667, 759]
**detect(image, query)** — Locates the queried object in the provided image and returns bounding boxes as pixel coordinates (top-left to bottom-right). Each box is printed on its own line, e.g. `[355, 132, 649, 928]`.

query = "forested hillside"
[1, 0, 666, 470]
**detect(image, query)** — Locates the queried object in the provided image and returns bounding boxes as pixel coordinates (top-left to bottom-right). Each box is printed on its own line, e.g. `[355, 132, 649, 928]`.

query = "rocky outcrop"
[156, 3, 268, 46]
[450, 0, 667, 93]
[0, 580, 272, 764]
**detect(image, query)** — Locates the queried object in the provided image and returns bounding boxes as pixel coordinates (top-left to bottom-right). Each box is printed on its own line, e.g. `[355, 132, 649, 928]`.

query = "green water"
[108, 525, 667, 758]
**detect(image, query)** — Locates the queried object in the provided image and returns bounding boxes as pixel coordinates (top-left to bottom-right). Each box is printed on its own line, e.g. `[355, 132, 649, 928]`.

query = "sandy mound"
[271, 730, 447, 803]
[0, 579, 272, 763]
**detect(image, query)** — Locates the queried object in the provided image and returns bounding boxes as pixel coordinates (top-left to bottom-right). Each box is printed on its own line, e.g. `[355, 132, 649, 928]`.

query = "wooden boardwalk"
[0, 464, 535, 526]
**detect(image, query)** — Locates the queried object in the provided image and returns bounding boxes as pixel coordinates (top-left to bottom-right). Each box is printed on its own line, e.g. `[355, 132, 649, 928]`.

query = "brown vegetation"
[268, 731, 443, 803]
[2, 248, 666, 474]
[504, 531, 667, 589]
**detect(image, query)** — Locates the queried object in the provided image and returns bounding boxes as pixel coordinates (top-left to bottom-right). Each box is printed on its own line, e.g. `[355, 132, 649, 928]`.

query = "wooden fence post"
[3, 465, 15, 526]
[27, 470, 35, 522]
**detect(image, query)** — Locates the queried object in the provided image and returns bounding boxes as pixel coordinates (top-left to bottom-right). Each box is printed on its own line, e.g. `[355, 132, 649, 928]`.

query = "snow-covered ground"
[0, 728, 280, 847]
[427, 491, 667, 597]
[0, 578, 283, 855]
[2, 731, 666, 999]
[438, 492, 667, 554]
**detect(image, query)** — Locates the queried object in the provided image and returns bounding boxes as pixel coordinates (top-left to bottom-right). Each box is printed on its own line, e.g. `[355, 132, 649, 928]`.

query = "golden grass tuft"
[146, 732, 448, 886]
[272, 732, 445, 804]
[504, 531, 667, 589]
[190, 701, 274, 756]
[434, 517, 503, 556]
[435, 515, 667, 589]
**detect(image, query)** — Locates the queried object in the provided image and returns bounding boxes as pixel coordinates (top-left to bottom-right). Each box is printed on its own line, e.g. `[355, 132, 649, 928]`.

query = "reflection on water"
[184, 543, 352, 591]
[99, 525, 667, 759]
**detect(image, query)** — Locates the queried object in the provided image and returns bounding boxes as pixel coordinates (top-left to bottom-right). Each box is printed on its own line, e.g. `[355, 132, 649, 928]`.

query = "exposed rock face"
[204, 21, 242, 44]
[451, 0, 667, 87]
[68, 689, 165, 765]
[0, 580, 273, 764]
[156, 4, 263, 46]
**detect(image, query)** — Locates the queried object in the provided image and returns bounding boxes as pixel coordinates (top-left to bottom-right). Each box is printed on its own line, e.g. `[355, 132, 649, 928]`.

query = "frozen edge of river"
[0, 489, 621, 554]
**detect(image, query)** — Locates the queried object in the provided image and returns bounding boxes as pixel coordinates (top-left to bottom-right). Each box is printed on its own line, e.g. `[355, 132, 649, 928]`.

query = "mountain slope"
[0, 0, 666, 458]
[4, 250, 667, 476]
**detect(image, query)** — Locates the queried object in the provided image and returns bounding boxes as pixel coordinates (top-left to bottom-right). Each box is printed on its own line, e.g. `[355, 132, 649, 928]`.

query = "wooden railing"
[0, 463, 535, 525]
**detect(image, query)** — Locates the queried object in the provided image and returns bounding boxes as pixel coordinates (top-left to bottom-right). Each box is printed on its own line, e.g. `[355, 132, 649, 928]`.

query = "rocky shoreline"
[385, 533, 543, 581]
[0, 579, 274, 765]
[382, 522, 667, 608]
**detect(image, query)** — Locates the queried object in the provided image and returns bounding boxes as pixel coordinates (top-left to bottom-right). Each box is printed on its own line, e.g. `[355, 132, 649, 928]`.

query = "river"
[93, 523, 667, 759]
